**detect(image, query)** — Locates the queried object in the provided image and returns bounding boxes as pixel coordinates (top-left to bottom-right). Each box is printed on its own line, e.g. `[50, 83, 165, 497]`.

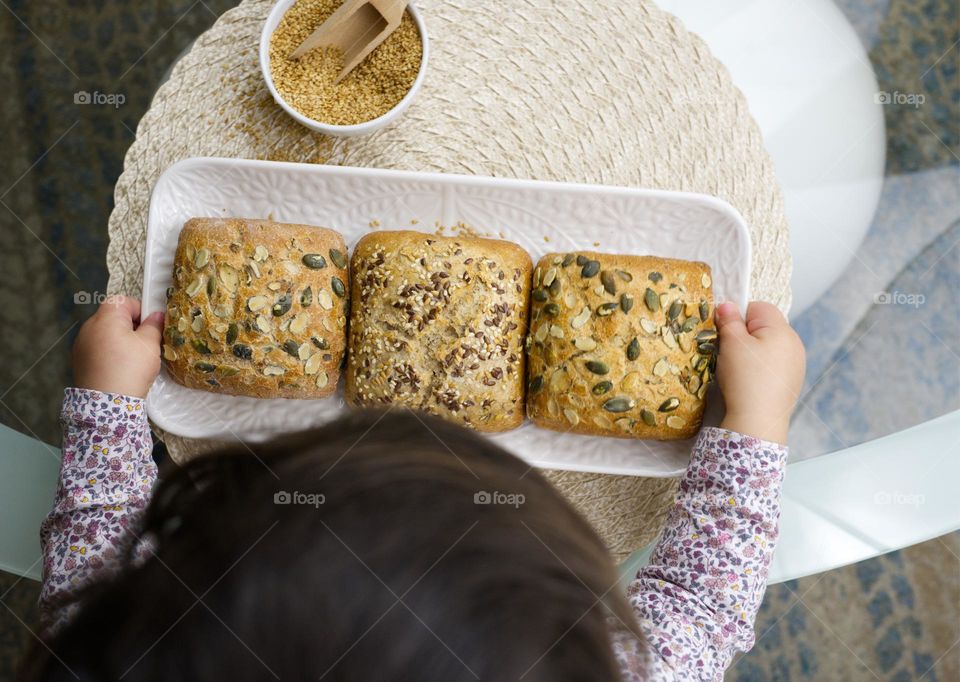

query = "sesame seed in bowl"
[260, 0, 429, 137]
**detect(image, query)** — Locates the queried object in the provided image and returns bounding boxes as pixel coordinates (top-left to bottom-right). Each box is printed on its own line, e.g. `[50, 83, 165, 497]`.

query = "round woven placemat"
[106, 0, 790, 561]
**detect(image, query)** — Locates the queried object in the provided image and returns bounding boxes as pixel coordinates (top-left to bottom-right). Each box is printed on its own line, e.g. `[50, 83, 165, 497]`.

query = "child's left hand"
[72, 296, 164, 399]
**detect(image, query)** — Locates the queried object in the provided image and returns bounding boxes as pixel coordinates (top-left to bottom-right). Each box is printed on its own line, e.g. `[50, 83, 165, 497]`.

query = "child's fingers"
[134, 311, 165, 346]
[715, 302, 749, 342]
[744, 301, 787, 336]
[97, 296, 141, 325]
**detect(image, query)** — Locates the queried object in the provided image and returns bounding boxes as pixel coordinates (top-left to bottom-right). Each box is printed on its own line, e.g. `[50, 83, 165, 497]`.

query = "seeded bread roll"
[345, 231, 531, 431]
[525, 252, 716, 439]
[162, 217, 349, 399]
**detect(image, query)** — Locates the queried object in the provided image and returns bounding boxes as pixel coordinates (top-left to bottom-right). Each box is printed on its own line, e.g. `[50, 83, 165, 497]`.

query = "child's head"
[32, 410, 640, 681]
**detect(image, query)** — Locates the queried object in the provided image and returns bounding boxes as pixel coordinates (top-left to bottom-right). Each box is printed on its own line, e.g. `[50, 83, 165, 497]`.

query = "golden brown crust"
[162, 217, 348, 399]
[345, 230, 531, 432]
[525, 251, 716, 439]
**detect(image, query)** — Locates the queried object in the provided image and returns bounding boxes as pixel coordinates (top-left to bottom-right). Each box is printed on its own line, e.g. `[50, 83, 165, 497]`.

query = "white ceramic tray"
[143, 157, 751, 477]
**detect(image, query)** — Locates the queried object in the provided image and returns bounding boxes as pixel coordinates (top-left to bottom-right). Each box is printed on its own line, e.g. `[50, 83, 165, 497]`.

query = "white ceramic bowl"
[259, 0, 429, 137]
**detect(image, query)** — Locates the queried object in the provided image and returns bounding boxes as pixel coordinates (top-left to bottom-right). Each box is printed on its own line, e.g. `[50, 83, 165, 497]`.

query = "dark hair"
[27, 410, 640, 681]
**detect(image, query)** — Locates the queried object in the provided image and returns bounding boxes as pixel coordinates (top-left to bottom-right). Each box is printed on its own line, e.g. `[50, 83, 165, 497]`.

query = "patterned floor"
[0, 0, 956, 679]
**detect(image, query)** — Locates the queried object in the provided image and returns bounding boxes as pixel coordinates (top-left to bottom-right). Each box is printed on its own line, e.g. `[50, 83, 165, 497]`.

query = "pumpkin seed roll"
[162, 218, 348, 399]
[345, 231, 531, 432]
[526, 252, 716, 439]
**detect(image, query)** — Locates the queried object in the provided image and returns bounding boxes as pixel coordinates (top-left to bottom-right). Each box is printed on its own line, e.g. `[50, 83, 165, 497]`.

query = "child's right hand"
[714, 301, 805, 445]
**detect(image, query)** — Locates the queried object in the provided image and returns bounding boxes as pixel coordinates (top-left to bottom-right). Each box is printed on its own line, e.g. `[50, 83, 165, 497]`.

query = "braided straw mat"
[106, 0, 790, 561]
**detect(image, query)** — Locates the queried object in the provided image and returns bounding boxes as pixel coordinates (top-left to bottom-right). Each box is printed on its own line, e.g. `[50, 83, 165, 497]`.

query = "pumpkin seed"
[574, 337, 597, 351]
[648, 271, 663, 283]
[697, 342, 716, 355]
[217, 366, 239, 377]
[699, 300, 710, 322]
[170, 332, 186, 347]
[302, 254, 327, 269]
[666, 416, 686, 430]
[597, 302, 618, 316]
[548, 278, 561, 297]
[317, 290, 334, 310]
[529, 375, 544, 393]
[592, 380, 613, 395]
[254, 245, 269, 262]
[290, 313, 309, 335]
[206, 276, 216, 297]
[162, 345, 177, 361]
[298, 342, 313, 360]
[563, 408, 580, 426]
[194, 248, 210, 268]
[603, 397, 635, 413]
[300, 286, 313, 307]
[221, 323, 236, 346]
[312, 336, 329, 350]
[580, 260, 600, 278]
[191, 339, 211, 355]
[194, 362, 216, 373]
[694, 355, 709, 372]
[695, 330, 718, 342]
[615, 417, 633, 432]
[644, 288, 660, 312]
[662, 328, 678, 350]
[544, 303, 560, 316]
[272, 294, 292, 316]
[304, 352, 324, 375]
[256, 315, 271, 333]
[681, 317, 698, 333]
[165, 286, 174, 300]
[701, 272, 712, 288]
[600, 270, 617, 295]
[561, 253, 575, 267]
[570, 306, 591, 329]
[532, 288, 548, 302]
[616, 269, 633, 282]
[185, 276, 204, 298]
[697, 383, 708, 400]
[263, 366, 285, 377]
[653, 357, 669, 377]
[585, 360, 609, 375]
[688, 374, 702, 393]
[626, 337, 640, 361]
[641, 408, 657, 426]
[543, 267, 557, 287]
[640, 317, 658, 334]
[620, 294, 634, 313]
[315, 371, 329, 389]
[282, 339, 300, 357]
[217, 265, 240, 293]
[658, 397, 680, 412]
[575, 254, 588, 266]
[668, 300, 684, 321]
[329, 248, 347, 269]
[247, 295, 270, 312]
[232, 343, 252, 360]
[331, 276, 346, 298]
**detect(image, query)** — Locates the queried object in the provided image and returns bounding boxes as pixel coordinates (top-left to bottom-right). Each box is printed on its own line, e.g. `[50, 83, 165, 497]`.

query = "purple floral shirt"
[41, 388, 787, 680]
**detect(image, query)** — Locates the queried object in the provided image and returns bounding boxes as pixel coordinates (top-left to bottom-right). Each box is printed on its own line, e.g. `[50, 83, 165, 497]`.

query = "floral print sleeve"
[614, 427, 788, 681]
[39, 388, 157, 633]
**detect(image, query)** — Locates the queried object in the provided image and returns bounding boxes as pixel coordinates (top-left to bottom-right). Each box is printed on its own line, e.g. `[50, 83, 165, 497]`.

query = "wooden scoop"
[289, 0, 409, 83]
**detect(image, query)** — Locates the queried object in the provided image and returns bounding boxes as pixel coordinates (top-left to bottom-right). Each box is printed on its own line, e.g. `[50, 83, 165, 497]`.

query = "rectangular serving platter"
[143, 157, 750, 477]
